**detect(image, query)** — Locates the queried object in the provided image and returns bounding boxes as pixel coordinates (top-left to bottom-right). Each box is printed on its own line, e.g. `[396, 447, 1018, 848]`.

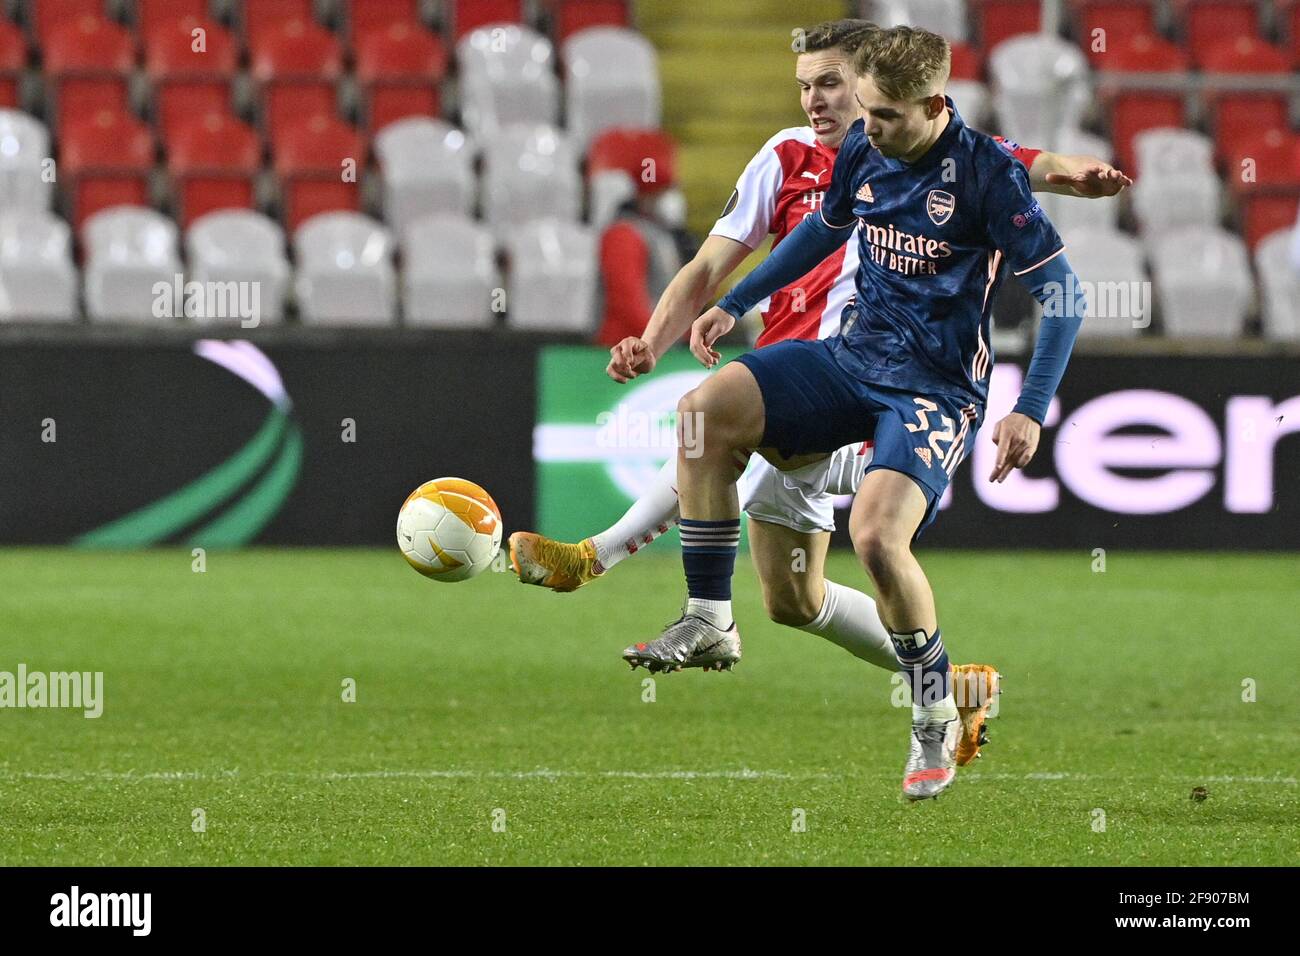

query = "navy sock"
[679, 517, 740, 600]
[891, 628, 951, 707]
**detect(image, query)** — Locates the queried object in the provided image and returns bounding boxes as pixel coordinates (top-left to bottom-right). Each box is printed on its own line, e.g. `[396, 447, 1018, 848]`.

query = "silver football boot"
[901, 715, 961, 801]
[622, 614, 742, 673]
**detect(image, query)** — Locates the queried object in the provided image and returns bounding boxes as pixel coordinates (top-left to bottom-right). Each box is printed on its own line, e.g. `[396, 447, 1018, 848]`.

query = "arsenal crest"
[926, 189, 955, 226]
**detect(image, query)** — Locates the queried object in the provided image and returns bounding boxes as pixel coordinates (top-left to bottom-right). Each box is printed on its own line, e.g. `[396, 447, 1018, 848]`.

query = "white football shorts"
[738, 440, 874, 534]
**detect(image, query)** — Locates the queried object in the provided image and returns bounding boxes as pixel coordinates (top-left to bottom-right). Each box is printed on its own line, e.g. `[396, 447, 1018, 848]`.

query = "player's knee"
[677, 386, 740, 451]
[763, 586, 820, 627]
[852, 523, 906, 579]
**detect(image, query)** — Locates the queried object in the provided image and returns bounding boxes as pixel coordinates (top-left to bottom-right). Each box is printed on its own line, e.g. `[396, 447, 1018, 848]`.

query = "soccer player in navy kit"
[631, 26, 1089, 800]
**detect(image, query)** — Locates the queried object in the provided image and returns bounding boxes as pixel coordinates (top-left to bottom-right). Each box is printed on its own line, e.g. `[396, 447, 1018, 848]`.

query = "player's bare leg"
[850, 469, 959, 800]
[622, 364, 765, 672]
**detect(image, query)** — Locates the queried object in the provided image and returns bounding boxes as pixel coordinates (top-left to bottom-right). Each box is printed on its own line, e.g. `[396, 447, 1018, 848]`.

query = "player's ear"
[924, 93, 946, 119]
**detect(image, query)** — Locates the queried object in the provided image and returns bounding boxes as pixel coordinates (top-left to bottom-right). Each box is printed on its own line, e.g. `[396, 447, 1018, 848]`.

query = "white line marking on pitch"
[0, 769, 1294, 785]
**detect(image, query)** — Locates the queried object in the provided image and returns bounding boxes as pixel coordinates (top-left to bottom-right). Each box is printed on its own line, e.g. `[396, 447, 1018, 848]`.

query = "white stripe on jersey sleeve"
[709, 126, 816, 251]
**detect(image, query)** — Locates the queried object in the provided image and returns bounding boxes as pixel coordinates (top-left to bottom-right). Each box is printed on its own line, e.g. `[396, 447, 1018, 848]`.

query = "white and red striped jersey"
[709, 126, 1041, 348]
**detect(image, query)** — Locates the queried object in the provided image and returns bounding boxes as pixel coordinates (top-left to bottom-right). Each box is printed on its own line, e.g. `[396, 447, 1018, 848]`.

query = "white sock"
[913, 693, 958, 723]
[798, 580, 898, 672]
[687, 597, 733, 629]
[590, 456, 680, 570]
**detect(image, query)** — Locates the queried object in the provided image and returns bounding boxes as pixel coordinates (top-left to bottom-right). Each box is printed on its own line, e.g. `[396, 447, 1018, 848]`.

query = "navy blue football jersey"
[819, 99, 1064, 406]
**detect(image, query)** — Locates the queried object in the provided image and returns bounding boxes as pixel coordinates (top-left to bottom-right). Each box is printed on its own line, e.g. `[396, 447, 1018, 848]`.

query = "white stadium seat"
[374, 118, 477, 240]
[456, 25, 560, 139]
[402, 214, 499, 328]
[504, 218, 596, 332]
[1254, 227, 1300, 341]
[293, 212, 397, 325]
[186, 210, 290, 325]
[481, 124, 582, 241]
[82, 206, 182, 323]
[0, 209, 78, 321]
[0, 109, 55, 212]
[562, 27, 661, 152]
[873, 0, 969, 42]
[948, 79, 990, 129]
[1057, 226, 1150, 337]
[1150, 226, 1253, 338]
[989, 34, 1091, 148]
[1035, 128, 1122, 234]
[1133, 128, 1215, 177]
[1131, 169, 1221, 237]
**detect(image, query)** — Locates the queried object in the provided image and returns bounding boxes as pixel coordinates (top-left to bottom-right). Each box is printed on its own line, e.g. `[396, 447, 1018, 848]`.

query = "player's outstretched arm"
[989, 253, 1087, 482]
[606, 234, 753, 383]
[1029, 152, 1133, 198]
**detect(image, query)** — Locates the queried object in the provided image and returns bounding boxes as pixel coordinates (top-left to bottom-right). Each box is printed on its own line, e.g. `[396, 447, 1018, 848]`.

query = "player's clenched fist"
[606, 337, 657, 383]
[988, 412, 1041, 483]
[690, 306, 736, 369]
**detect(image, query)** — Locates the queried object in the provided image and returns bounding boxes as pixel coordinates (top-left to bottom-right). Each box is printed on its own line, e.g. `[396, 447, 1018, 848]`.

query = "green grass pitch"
[1, 547, 1296, 866]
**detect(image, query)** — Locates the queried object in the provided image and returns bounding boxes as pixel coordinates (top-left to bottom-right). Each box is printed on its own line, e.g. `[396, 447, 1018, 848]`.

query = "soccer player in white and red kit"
[510, 19, 1129, 759]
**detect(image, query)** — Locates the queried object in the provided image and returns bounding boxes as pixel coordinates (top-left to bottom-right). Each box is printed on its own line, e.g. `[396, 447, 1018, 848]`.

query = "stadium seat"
[1285, 0, 1300, 66]
[144, 16, 239, 142]
[562, 27, 660, 152]
[1227, 129, 1300, 250]
[948, 41, 981, 80]
[185, 209, 290, 323]
[456, 24, 559, 138]
[1093, 32, 1191, 173]
[481, 124, 581, 240]
[82, 205, 183, 322]
[373, 117, 475, 238]
[543, 0, 629, 44]
[1072, 0, 1157, 56]
[947, 79, 990, 128]
[136, 0, 208, 34]
[977, 0, 1040, 52]
[1150, 226, 1252, 338]
[586, 128, 676, 193]
[586, 168, 636, 232]
[293, 211, 396, 325]
[239, 0, 315, 43]
[0, 209, 78, 321]
[0, 109, 54, 211]
[1179, 0, 1261, 68]
[1034, 128, 1122, 234]
[354, 20, 447, 133]
[339, 0, 422, 47]
[0, 18, 25, 109]
[989, 34, 1091, 147]
[59, 109, 155, 229]
[503, 218, 596, 332]
[42, 15, 135, 131]
[874, 0, 969, 42]
[28, 0, 104, 49]
[167, 111, 262, 229]
[1198, 36, 1293, 164]
[1055, 225, 1150, 336]
[447, 0, 523, 43]
[1131, 132, 1222, 237]
[401, 214, 498, 327]
[250, 17, 343, 142]
[1254, 226, 1300, 340]
[273, 113, 365, 231]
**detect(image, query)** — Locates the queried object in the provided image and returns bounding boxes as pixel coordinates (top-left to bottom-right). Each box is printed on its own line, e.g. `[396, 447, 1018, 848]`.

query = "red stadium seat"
[60, 109, 155, 228]
[341, 0, 422, 47]
[1228, 130, 1300, 249]
[354, 21, 447, 132]
[948, 42, 981, 81]
[1198, 34, 1290, 74]
[977, 0, 1041, 53]
[273, 114, 365, 231]
[587, 128, 676, 192]
[1200, 36, 1292, 164]
[241, 0, 315, 41]
[29, 0, 104, 48]
[544, 0, 629, 44]
[1094, 33, 1191, 173]
[250, 18, 343, 141]
[1178, 0, 1261, 68]
[43, 15, 135, 130]
[1072, 1, 1157, 64]
[167, 111, 262, 228]
[136, 0, 207, 35]
[448, 0, 522, 42]
[0, 19, 25, 108]
[144, 16, 239, 141]
[1287, 1, 1300, 66]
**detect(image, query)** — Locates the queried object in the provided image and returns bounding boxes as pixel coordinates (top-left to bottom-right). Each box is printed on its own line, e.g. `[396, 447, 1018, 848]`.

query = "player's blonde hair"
[854, 26, 951, 101]
[800, 18, 880, 55]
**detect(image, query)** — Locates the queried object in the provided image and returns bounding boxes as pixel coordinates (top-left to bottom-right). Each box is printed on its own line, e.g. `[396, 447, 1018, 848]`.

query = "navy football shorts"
[733, 338, 982, 534]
